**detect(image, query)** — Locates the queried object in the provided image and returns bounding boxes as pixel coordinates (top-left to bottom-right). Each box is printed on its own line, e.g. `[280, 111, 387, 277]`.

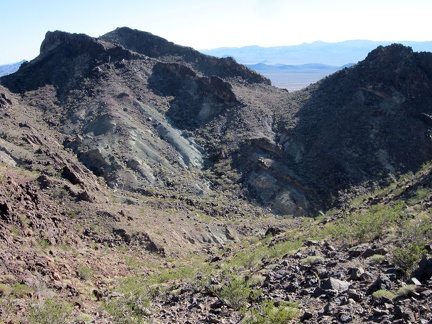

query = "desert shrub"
[75, 313, 95, 323]
[36, 238, 51, 250]
[391, 243, 425, 277]
[267, 239, 303, 259]
[413, 187, 430, 201]
[78, 265, 94, 281]
[11, 282, 31, 297]
[245, 300, 301, 324]
[104, 275, 156, 323]
[396, 284, 417, 297]
[367, 254, 386, 265]
[28, 298, 73, 324]
[218, 276, 252, 310]
[391, 212, 432, 276]
[104, 295, 150, 324]
[372, 289, 396, 300]
[301, 255, 325, 265]
[229, 250, 263, 271]
[325, 202, 404, 245]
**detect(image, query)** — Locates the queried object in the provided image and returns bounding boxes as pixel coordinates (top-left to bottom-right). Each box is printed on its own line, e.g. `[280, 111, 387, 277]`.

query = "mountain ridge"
[2, 29, 432, 217]
[0, 27, 432, 323]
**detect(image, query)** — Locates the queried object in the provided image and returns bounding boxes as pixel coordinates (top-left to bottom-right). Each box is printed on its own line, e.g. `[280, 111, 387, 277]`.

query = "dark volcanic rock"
[274, 44, 432, 212]
[412, 256, 432, 282]
[3, 29, 432, 216]
[100, 27, 270, 85]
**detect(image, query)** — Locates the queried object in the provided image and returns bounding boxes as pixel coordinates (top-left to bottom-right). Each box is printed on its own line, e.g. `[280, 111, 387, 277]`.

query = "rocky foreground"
[144, 239, 432, 323]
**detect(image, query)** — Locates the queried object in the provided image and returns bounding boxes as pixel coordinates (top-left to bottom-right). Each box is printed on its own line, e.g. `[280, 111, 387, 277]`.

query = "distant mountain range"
[0, 60, 25, 77]
[200, 40, 432, 65]
[200, 41, 432, 90]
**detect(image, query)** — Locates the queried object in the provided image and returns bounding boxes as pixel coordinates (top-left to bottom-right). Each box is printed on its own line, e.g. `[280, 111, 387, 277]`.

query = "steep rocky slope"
[0, 85, 288, 322]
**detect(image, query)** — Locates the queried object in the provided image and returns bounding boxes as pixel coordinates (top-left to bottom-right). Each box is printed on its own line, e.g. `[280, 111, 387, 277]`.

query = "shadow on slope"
[287, 44, 432, 207]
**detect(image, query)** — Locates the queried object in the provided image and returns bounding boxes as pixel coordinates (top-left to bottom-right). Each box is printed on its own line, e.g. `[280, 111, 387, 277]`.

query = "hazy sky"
[1, 0, 431, 64]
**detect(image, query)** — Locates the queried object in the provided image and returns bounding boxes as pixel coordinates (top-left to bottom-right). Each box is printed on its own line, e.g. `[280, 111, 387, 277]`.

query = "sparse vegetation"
[396, 284, 417, 297]
[367, 254, 386, 264]
[302, 255, 325, 265]
[218, 276, 253, 310]
[327, 202, 405, 245]
[392, 243, 425, 277]
[28, 298, 73, 324]
[78, 265, 94, 281]
[244, 300, 301, 324]
[104, 275, 153, 323]
[0, 284, 11, 297]
[372, 289, 396, 300]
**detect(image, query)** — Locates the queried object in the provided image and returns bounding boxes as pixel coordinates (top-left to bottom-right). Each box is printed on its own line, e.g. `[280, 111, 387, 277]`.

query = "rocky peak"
[277, 44, 432, 210]
[2, 28, 269, 95]
[354, 43, 432, 95]
[364, 43, 414, 65]
[40, 30, 105, 56]
[100, 27, 270, 84]
[100, 27, 184, 59]
[1, 30, 140, 94]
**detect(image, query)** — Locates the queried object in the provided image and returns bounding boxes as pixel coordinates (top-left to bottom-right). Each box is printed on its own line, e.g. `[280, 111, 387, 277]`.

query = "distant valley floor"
[246, 63, 349, 91]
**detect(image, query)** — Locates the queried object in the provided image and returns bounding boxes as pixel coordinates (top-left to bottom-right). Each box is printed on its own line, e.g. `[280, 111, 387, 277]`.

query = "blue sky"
[1, 0, 432, 64]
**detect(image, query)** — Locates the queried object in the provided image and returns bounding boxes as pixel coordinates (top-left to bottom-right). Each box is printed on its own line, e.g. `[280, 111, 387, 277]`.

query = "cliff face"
[2, 28, 432, 215]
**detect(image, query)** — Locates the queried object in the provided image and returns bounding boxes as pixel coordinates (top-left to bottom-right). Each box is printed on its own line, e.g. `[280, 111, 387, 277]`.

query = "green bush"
[324, 202, 404, 245]
[396, 284, 417, 297]
[218, 276, 252, 310]
[301, 255, 325, 265]
[11, 282, 31, 297]
[104, 275, 154, 323]
[391, 243, 425, 277]
[367, 254, 386, 265]
[104, 295, 150, 324]
[78, 265, 94, 281]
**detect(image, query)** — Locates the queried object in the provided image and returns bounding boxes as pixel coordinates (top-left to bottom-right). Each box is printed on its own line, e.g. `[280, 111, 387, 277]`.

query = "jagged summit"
[2, 28, 269, 94]
[1, 30, 138, 93]
[99, 27, 194, 58]
[100, 27, 270, 83]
